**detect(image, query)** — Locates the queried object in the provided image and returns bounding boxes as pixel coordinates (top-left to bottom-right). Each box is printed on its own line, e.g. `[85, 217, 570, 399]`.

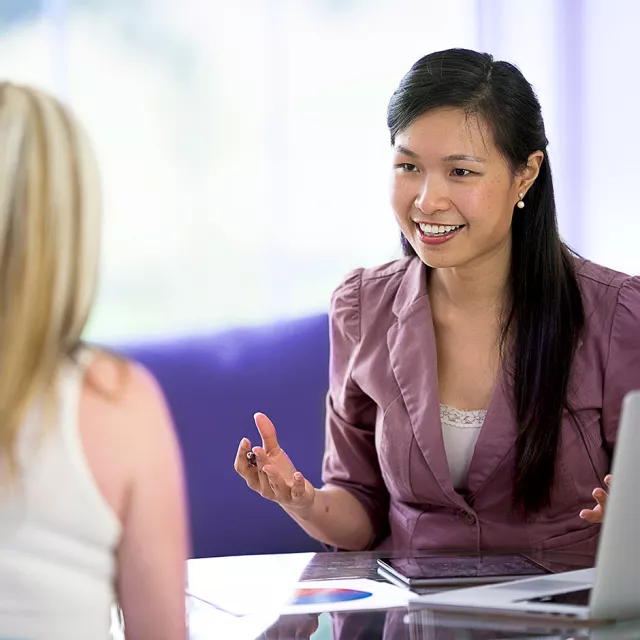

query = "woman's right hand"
[234, 413, 316, 516]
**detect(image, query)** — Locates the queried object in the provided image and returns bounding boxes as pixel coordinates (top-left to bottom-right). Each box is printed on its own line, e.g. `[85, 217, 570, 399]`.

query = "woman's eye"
[452, 168, 472, 177]
[398, 163, 418, 172]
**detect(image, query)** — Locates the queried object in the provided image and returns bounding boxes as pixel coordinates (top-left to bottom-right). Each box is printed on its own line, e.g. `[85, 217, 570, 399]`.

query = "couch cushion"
[120, 314, 329, 558]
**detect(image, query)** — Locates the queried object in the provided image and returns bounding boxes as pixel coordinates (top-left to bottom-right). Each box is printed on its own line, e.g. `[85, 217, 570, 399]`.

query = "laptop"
[412, 389, 640, 624]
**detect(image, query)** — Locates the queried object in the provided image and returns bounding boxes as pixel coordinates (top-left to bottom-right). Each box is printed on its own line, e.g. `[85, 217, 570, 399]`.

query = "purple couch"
[121, 314, 329, 558]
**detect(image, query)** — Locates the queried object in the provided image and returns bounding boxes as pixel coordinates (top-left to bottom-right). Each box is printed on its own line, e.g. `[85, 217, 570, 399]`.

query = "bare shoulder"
[82, 350, 173, 438]
[83, 350, 164, 405]
[79, 350, 177, 521]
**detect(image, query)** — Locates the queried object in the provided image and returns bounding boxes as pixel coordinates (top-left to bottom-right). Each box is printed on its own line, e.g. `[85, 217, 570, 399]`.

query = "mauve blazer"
[322, 256, 640, 557]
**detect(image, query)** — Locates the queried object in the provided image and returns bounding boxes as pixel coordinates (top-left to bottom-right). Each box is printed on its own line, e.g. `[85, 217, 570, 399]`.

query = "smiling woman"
[235, 48, 640, 559]
[390, 108, 542, 265]
[385, 54, 571, 514]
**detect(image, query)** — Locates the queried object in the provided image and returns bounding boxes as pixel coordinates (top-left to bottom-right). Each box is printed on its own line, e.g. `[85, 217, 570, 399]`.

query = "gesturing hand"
[579, 475, 612, 523]
[234, 413, 316, 515]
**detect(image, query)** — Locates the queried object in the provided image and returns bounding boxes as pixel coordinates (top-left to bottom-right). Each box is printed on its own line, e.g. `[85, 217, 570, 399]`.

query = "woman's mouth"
[416, 222, 464, 245]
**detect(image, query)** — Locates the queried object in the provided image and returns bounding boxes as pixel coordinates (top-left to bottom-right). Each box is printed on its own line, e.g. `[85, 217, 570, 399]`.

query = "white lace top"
[440, 404, 487, 491]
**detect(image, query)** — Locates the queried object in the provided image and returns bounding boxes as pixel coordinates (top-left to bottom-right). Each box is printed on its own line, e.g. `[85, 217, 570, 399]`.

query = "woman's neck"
[428, 244, 511, 314]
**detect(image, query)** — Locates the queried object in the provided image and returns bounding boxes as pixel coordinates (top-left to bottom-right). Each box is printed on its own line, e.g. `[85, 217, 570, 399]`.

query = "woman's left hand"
[579, 475, 612, 523]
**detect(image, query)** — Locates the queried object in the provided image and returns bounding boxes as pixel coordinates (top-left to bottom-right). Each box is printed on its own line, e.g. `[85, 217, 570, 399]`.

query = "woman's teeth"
[418, 223, 463, 237]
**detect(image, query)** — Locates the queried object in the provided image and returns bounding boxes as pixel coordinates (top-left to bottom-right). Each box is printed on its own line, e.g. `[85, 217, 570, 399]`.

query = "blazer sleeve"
[602, 276, 640, 452]
[321, 268, 390, 545]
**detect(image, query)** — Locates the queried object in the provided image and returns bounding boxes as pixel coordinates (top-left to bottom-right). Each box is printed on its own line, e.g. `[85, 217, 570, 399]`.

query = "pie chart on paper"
[292, 587, 373, 606]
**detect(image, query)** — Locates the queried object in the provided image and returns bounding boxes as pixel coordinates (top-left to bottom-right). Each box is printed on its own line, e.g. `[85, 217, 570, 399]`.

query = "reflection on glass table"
[252, 607, 640, 640]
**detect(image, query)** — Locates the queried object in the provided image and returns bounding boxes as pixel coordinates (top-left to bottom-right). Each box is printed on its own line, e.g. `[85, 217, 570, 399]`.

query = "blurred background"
[0, 0, 637, 342]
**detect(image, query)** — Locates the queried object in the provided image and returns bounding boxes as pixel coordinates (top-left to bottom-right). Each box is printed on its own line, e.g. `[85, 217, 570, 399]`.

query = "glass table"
[186, 550, 640, 639]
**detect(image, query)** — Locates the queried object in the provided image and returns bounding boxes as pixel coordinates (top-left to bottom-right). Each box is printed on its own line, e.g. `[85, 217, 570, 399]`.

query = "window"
[3, 2, 631, 341]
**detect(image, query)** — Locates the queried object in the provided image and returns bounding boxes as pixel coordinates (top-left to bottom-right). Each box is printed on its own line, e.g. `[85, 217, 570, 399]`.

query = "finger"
[234, 438, 260, 489]
[580, 506, 603, 523]
[257, 468, 275, 499]
[254, 412, 281, 454]
[604, 474, 612, 488]
[253, 446, 269, 470]
[290, 472, 307, 503]
[234, 438, 252, 472]
[233, 438, 253, 478]
[593, 487, 608, 510]
[253, 448, 276, 496]
[263, 465, 293, 503]
[253, 450, 276, 499]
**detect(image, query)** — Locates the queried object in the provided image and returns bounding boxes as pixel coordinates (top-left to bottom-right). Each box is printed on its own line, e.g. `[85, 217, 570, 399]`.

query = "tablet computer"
[377, 553, 552, 589]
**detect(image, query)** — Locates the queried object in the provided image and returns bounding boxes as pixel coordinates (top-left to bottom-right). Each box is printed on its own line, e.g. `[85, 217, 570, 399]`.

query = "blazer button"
[462, 511, 476, 526]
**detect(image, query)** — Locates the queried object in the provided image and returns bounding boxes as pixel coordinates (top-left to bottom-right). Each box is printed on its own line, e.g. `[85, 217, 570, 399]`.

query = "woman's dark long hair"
[387, 48, 585, 514]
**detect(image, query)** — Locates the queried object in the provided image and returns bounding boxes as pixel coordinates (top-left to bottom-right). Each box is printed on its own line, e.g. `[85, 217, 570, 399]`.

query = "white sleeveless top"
[440, 404, 487, 491]
[0, 354, 122, 639]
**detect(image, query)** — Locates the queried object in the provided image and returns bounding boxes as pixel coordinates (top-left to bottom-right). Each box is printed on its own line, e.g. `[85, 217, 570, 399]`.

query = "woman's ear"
[517, 150, 544, 195]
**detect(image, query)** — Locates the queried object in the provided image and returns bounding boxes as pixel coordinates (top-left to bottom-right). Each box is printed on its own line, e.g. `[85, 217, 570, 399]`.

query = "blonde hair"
[0, 83, 101, 476]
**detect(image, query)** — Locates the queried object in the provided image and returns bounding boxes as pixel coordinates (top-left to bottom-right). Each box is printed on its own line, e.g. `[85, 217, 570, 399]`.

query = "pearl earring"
[516, 192, 525, 209]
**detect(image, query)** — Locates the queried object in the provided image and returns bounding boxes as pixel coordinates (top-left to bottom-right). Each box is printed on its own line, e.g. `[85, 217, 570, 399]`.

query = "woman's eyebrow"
[441, 153, 486, 163]
[394, 146, 486, 164]
[394, 144, 419, 158]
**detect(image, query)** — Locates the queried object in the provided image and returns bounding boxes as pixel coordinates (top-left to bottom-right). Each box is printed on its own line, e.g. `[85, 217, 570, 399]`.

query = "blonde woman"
[0, 83, 189, 639]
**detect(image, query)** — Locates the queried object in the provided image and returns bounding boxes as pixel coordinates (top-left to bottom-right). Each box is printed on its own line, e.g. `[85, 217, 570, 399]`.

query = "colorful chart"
[292, 587, 373, 606]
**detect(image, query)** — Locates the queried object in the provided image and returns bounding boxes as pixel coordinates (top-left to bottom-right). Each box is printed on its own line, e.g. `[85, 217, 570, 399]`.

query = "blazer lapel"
[387, 259, 466, 507]
[465, 366, 517, 498]
[465, 336, 586, 498]
[387, 258, 526, 505]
